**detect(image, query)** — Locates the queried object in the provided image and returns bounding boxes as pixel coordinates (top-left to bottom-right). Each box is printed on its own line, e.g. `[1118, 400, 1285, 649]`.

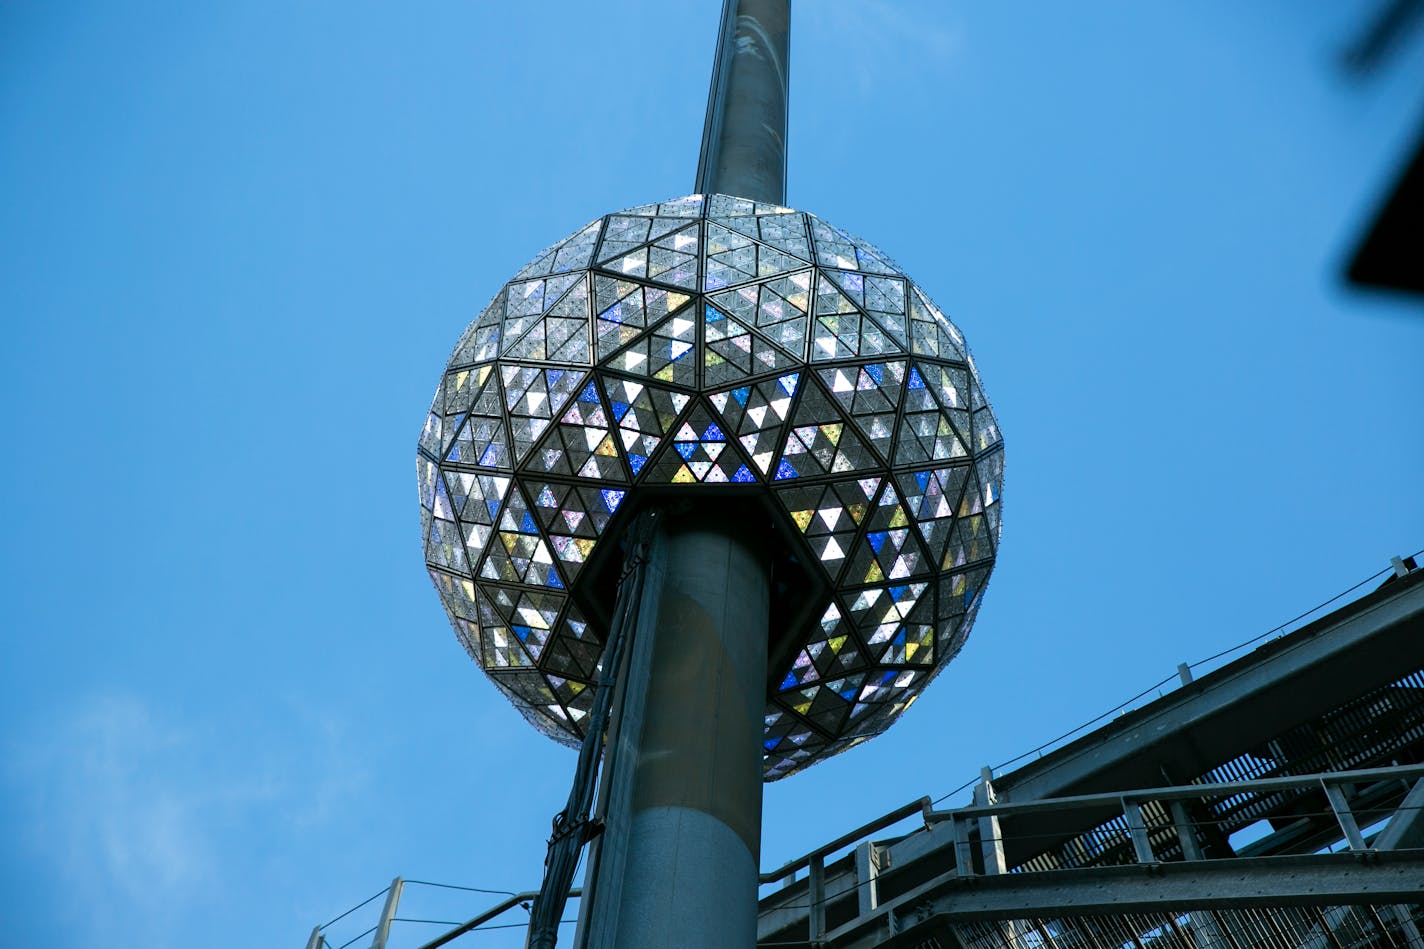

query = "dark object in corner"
[1348, 115, 1424, 296]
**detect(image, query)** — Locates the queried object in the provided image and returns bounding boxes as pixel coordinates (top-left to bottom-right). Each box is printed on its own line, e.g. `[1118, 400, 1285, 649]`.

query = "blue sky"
[2, 3, 1422, 947]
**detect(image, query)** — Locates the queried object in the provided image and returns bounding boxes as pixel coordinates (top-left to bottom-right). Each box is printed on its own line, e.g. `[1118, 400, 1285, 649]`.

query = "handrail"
[758, 796, 931, 885]
[924, 763, 1424, 823]
[413, 889, 579, 949]
[756, 763, 1424, 897]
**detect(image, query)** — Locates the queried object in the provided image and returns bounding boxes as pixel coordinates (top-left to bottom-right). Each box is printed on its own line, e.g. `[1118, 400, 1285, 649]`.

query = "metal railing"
[757, 764, 1424, 947]
[304, 879, 580, 949]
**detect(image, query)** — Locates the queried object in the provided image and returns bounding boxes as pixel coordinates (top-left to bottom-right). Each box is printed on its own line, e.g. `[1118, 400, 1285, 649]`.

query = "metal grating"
[1014, 667, 1424, 874]
[947, 902, 1424, 949]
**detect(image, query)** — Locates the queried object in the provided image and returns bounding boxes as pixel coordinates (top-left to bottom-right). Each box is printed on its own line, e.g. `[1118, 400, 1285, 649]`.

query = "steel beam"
[1376, 777, 1424, 851]
[820, 852, 1424, 949]
[994, 573, 1424, 810]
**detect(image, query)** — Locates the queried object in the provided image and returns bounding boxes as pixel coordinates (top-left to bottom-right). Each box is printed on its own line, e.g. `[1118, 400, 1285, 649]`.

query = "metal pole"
[695, 0, 790, 205]
[370, 877, 402, 949]
[593, 514, 770, 949]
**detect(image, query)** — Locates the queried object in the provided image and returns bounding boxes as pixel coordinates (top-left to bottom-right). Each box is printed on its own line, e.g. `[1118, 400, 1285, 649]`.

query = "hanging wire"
[403, 880, 519, 897]
[319, 885, 390, 931]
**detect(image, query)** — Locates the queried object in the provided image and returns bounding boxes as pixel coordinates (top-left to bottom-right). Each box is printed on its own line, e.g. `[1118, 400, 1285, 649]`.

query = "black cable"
[319, 887, 389, 931]
[332, 925, 377, 949]
[527, 511, 658, 949]
[403, 880, 518, 897]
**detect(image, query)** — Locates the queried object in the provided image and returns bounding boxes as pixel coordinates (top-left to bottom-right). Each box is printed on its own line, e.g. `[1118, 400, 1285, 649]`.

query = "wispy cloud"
[6, 692, 366, 943]
[810, 0, 966, 99]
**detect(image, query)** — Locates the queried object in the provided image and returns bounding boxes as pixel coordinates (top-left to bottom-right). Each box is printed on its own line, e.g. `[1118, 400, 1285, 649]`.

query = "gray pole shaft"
[695, 0, 790, 205]
[370, 878, 402, 949]
[600, 519, 770, 948]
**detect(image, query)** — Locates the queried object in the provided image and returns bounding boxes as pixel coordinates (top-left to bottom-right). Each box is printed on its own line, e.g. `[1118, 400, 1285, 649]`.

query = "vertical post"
[974, 769, 1008, 875]
[854, 842, 880, 918]
[1176, 663, 1193, 686]
[592, 515, 771, 949]
[808, 854, 827, 944]
[370, 878, 402, 949]
[950, 814, 975, 876]
[305, 926, 324, 949]
[695, 0, 791, 205]
[1169, 799, 1205, 861]
[1122, 799, 1155, 863]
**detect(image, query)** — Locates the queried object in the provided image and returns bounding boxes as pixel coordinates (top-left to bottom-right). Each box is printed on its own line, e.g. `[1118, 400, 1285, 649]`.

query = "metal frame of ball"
[419, 194, 1003, 780]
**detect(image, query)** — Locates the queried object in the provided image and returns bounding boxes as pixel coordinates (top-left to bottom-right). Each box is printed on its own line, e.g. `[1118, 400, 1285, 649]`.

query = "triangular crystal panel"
[481, 484, 564, 589]
[604, 309, 699, 387]
[938, 565, 991, 629]
[705, 222, 760, 290]
[593, 276, 692, 363]
[541, 600, 604, 680]
[811, 275, 904, 360]
[501, 365, 587, 465]
[703, 303, 803, 387]
[708, 372, 799, 475]
[525, 380, 627, 482]
[846, 582, 932, 665]
[427, 566, 480, 625]
[892, 364, 969, 465]
[844, 482, 932, 583]
[774, 475, 881, 579]
[828, 270, 909, 349]
[894, 465, 970, 566]
[443, 470, 512, 527]
[474, 587, 537, 668]
[601, 376, 692, 479]
[526, 480, 627, 583]
[969, 375, 1001, 453]
[450, 292, 505, 367]
[644, 400, 757, 484]
[810, 219, 899, 275]
[817, 360, 906, 463]
[502, 276, 592, 364]
[482, 585, 564, 663]
[442, 363, 495, 419]
[425, 484, 468, 572]
[776, 378, 881, 480]
[550, 220, 601, 274]
[646, 223, 700, 289]
[908, 286, 966, 361]
[443, 369, 511, 469]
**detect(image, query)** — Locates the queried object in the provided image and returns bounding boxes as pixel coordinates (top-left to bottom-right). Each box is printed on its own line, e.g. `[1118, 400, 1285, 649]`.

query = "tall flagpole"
[574, 8, 791, 946]
[695, 0, 791, 206]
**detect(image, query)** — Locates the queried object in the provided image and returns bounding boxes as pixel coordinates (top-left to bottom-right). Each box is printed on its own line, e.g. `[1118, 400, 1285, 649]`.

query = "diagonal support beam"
[1375, 777, 1424, 851]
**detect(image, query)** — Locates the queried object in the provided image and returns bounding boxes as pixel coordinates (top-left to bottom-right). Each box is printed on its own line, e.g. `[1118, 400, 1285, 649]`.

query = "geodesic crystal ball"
[418, 193, 1003, 780]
